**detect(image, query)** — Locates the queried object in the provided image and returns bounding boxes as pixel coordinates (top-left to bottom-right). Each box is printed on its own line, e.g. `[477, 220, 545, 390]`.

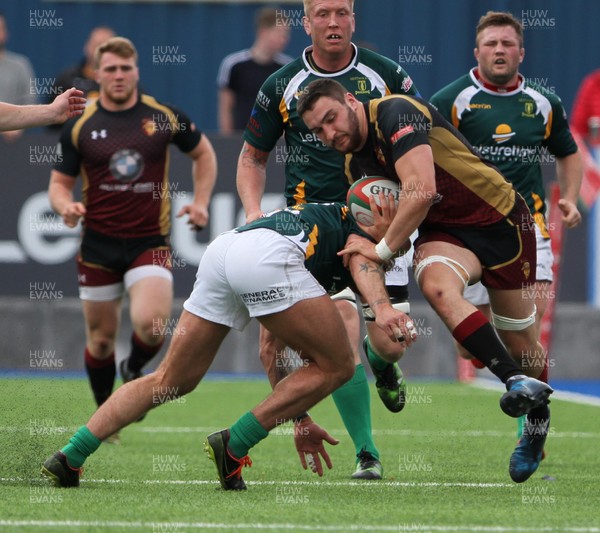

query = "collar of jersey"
[470, 67, 525, 96]
[302, 43, 358, 76]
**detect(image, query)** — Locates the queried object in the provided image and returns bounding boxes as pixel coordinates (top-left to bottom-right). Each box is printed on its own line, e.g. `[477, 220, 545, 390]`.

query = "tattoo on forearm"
[241, 146, 268, 169]
[358, 262, 386, 283]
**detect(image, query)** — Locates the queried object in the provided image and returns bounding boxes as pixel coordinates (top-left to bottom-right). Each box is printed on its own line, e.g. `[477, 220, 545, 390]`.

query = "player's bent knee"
[87, 338, 115, 359]
[333, 359, 355, 389]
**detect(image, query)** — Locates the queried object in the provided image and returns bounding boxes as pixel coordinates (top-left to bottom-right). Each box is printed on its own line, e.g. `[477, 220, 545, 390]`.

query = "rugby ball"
[346, 176, 400, 226]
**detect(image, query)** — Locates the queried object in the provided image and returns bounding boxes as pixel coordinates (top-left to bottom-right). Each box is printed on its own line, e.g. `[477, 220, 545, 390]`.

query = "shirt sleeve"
[378, 98, 432, 163]
[53, 120, 81, 177]
[241, 74, 284, 153]
[166, 105, 203, 153]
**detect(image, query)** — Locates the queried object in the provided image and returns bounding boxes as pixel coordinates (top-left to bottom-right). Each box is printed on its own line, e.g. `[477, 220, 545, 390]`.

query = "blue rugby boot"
[509, 407, 550, 483]
[500, 375, 553, 418]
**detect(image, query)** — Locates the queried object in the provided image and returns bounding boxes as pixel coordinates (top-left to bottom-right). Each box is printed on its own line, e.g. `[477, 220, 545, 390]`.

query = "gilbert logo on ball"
[346, 176, 400, 226]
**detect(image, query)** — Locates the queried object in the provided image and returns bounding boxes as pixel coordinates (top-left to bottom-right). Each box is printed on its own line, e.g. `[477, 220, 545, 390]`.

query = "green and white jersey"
[430, 68, 577, 237]
[236, 202, 366, 295]
[243, 44, 418, 205]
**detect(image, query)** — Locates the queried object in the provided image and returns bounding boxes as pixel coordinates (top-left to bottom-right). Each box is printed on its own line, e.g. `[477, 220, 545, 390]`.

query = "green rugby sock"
[332, 364, 379, 460]
[364, 336, 389, 372]
[60, 425, 102, 468]
[228, 411, 269, 458]
[517, 415, 526, 438]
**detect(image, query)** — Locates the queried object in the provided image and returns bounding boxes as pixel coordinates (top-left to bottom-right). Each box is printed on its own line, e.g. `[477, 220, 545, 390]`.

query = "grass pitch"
[0, 376, 599, 532]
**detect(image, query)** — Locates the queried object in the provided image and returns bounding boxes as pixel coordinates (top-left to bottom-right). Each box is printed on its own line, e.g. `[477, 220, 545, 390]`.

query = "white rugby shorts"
[183, 229, 325, 330]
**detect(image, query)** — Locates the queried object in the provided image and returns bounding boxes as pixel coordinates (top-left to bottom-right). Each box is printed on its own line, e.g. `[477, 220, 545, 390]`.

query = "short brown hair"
[297, 79, 348, 117]
[475, 11, 524, 48]
[303, 0, 354, 17]
[94, 36, 138, 68]
[255, 7, 281, 30]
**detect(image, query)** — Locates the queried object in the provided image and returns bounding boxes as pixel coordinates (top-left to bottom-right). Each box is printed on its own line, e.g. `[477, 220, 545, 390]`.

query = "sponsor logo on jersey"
[247, 108, 263, 138]
[476, 144, 537, 161]
[469, 103, 492, 110]
[109, 149, 144, 183]
[91, 129, 107, 140]
[401, 76, 413, 93]
[390, 125, 414, 144]
[299, 131, 326, 146]
[256, 90, 271, 111]
[492, 124, 516, 144]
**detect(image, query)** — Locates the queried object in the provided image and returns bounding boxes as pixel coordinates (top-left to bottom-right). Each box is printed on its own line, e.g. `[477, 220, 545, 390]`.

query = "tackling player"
[237, 0, 419, 479]
[41, 202, 417, 490]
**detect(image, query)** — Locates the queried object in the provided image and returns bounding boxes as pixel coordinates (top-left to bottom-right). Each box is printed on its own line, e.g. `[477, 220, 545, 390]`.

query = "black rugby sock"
[453, 311, 522, 383]
[126, 332, 164, 373]
[84, 348, 115, 407]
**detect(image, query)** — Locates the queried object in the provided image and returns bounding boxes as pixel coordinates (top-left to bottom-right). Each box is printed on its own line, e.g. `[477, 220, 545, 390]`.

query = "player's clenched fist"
[60, 202, 86, 227]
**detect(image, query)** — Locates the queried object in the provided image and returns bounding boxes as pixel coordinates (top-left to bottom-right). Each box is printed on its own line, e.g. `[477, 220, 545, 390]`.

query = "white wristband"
[375, 238, 395, 261]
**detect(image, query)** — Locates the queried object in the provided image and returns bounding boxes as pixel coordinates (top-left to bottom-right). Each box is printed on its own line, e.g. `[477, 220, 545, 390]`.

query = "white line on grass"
[3, 426, 599, 438]
[135, 427, 600, 439]
[0, 520, 597, 531]
[0, 477, 515, 488]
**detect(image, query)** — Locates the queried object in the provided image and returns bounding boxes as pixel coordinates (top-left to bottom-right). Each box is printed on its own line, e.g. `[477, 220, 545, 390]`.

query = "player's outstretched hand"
[293, 417, 339, 476]
[52, 88, 86, 123]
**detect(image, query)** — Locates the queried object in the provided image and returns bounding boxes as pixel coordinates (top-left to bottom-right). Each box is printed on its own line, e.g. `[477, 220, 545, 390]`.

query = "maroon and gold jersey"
[346, 95, 517, 228]
[55, 94, 202, 238]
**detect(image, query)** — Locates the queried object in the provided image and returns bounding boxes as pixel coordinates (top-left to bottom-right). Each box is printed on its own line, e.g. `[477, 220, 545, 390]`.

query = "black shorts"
[78, 228, 171, 287]
[415, 196, 536, 290]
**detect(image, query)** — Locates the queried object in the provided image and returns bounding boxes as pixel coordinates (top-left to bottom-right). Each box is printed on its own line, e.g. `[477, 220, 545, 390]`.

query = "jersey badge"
[521, 260, 531, 281]
[522, 101, 536, 118]
[142, 118, 157, 136]
[354, 78, 370, 95]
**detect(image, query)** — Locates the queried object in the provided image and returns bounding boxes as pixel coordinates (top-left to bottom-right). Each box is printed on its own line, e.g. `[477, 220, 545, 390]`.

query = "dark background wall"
[2, 0, 598, 131]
